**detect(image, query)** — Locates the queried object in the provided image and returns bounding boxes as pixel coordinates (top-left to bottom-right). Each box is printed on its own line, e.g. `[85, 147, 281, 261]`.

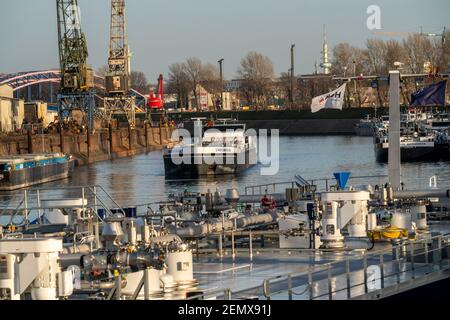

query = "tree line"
[95, 30, 449, 110]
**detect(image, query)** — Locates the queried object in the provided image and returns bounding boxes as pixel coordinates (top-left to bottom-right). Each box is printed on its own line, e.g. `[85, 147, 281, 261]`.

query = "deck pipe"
[388, 71, 401, 191]
[60, 235, 183, 268]
[393, 189, 450, 199]
[197, 193, 287, 206]
[169, 211, 285, 238]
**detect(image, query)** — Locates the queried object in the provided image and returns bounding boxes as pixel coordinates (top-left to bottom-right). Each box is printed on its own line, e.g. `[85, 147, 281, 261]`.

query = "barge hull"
[375, 146, 436, 162]
[164, 150, 255, 178]
[0, 160, 75, 191]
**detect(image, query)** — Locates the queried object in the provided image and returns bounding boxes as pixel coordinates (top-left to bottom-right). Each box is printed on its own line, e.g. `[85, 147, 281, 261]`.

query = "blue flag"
[410, 80, 447, 107]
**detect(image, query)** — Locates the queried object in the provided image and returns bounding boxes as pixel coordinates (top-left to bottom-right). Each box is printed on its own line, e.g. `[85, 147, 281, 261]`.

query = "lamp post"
[290, 44, 295, 109]
[353, 60, 358, 107]
[218, 58, 224, 112]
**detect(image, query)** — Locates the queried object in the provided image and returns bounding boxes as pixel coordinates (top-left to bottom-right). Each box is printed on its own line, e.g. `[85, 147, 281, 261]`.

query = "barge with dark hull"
[0, 153, 75, 191]
[374, 137, 437, 162]
[163, 119, 257, 178]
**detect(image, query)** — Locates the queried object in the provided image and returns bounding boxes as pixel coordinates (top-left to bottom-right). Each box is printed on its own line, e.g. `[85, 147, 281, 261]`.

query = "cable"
[367, 234, 376, 251]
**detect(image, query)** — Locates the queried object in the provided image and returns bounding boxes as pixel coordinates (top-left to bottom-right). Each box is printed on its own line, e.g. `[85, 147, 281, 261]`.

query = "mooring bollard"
[108, 123, 113, 156]
[60, 125, 65, 153]
[27, 129, 33, 153]
[87, 129, 91, 160]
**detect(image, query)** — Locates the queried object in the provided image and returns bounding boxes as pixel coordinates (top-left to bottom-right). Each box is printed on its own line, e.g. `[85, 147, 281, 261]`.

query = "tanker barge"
[163, 119, 257, 178]
[0, 153, 74, 191]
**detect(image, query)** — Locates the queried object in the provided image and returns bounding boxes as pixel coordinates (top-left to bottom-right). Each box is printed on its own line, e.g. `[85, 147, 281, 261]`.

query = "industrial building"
[0, 84, 24, 133]
[24, 101, 58, 127]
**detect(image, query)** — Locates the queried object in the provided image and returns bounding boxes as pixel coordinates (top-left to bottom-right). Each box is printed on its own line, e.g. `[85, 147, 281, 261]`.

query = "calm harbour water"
[1, 136, 450, 209]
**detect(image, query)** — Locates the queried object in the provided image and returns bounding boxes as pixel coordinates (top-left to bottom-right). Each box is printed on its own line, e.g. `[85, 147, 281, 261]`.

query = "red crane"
[148, 74, 164, 110]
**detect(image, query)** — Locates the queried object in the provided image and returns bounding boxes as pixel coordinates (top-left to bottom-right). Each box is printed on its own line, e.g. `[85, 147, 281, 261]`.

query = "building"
[187, 85, 239, 111]
[225, 79, 244, 92]
[0, 85, 24, 133]
[24, 101, 58, 127]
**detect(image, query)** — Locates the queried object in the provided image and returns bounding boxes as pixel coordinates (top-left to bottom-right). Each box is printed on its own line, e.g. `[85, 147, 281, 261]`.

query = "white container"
[367, 213, 377, 231]
[166, 251, 194, 283]
[41, 198, 87, 225]
[160, 273, 176, 289]
[411, 205, 427, 229]
[31, 287, 58, 301]
[391, 211, 412, 232]
[58, 271, 74, 297]
[122, 270, 161, 296]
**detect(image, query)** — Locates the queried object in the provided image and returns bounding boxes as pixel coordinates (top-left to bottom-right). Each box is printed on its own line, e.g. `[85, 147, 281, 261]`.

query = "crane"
[104, 0, 136, 128]
[372, 27, 446, 43]
[57, 0, 93, 92]
[56, 0, 96, 131]
[147, 74, 166, 125]
[372, 27, 448, 74]
[148, 74, 164, 110]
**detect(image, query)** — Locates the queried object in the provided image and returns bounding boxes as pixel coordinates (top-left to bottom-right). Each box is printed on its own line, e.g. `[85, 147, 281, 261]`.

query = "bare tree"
[130, 71, 149, 94]
[366, 39, 388, 75]
[168, 63, 190, 109]
[96, 65, 110, 77]
[442, 29, 450, 72]
[331, 43, 369, 107]
[403, 34, 428, 74]
[183, 57, 203, 109]
[200, 63, 221, 102]
[384, 40, 407, 70]
[278, 72, 291, 106]
[332, 43, 353, 76]
[238, 51, 274, 109]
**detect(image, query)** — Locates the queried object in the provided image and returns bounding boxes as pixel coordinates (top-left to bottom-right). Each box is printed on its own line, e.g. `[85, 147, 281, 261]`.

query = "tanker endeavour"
[163, 119, 257, 178]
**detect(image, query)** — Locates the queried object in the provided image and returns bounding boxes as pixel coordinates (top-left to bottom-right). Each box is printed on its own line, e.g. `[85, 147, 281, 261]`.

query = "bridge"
[0, 69, 147, 110]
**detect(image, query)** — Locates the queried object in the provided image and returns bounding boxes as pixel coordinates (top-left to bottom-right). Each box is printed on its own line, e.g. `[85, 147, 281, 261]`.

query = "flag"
[410, 80, 447, 107]
[311, 83, 347, 113]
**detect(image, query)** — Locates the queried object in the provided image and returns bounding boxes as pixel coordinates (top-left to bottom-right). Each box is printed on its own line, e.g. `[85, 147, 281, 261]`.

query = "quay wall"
[241, 119, 359, 135]
[0, 125, 175, 166]
[170, 108, 388, 135]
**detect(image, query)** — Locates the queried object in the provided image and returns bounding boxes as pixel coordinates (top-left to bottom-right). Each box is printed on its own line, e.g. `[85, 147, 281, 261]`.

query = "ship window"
[0, 258, 8, 275]
[326, 225, 335, 235]
[177, 262, 190, 271]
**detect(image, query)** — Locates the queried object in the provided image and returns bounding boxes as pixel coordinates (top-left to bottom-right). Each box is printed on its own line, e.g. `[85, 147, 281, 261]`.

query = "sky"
[0, 0, 449, 81]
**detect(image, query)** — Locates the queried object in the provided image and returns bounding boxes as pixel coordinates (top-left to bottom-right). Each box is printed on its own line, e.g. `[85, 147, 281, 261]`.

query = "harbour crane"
[56, 0, 96, 131]
[372, 27, 446, 42]
[147, 74, 166, 125]
[148, 74, 164, 110]
[104, 0, 136, 128]
[372, 27, 448, 73]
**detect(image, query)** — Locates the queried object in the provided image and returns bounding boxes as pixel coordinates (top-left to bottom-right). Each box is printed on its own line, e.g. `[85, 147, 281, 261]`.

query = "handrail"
[185, 287, 233, 301]
[0, 185, 128, 226]
[87, 185, 126, 216]
[260, 234, 449, 300]
[244, 174, 390, 195]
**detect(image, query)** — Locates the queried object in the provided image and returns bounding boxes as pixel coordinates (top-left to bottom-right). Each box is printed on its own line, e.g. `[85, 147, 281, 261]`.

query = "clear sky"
[1, 0, 449, 80]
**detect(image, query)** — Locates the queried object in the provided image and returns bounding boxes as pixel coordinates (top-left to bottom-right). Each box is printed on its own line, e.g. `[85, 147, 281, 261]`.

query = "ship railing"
[105, 269, 234, 301]
[0, 185, 128, 226]
[184, 287, 234, 301]
[258, 234, 449, 300]
[244, 175, 389, 195]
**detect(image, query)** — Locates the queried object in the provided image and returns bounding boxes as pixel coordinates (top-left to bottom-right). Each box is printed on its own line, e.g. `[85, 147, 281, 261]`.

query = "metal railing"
[0, 185, 128, 226]
[104, 268, 229, 301]
[244, 175, 389, 195]
[259, 234, 449, 300]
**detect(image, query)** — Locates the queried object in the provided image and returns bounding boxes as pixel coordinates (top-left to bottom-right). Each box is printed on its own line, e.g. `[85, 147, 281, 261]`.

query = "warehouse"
[0, 84, 24, 133]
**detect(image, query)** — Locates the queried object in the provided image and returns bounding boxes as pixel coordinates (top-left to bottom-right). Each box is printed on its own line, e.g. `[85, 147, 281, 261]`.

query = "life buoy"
[261, 196, 276, 209]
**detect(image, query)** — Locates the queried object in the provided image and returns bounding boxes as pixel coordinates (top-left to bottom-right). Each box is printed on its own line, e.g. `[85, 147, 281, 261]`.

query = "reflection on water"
[1, 136, 450, 207]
